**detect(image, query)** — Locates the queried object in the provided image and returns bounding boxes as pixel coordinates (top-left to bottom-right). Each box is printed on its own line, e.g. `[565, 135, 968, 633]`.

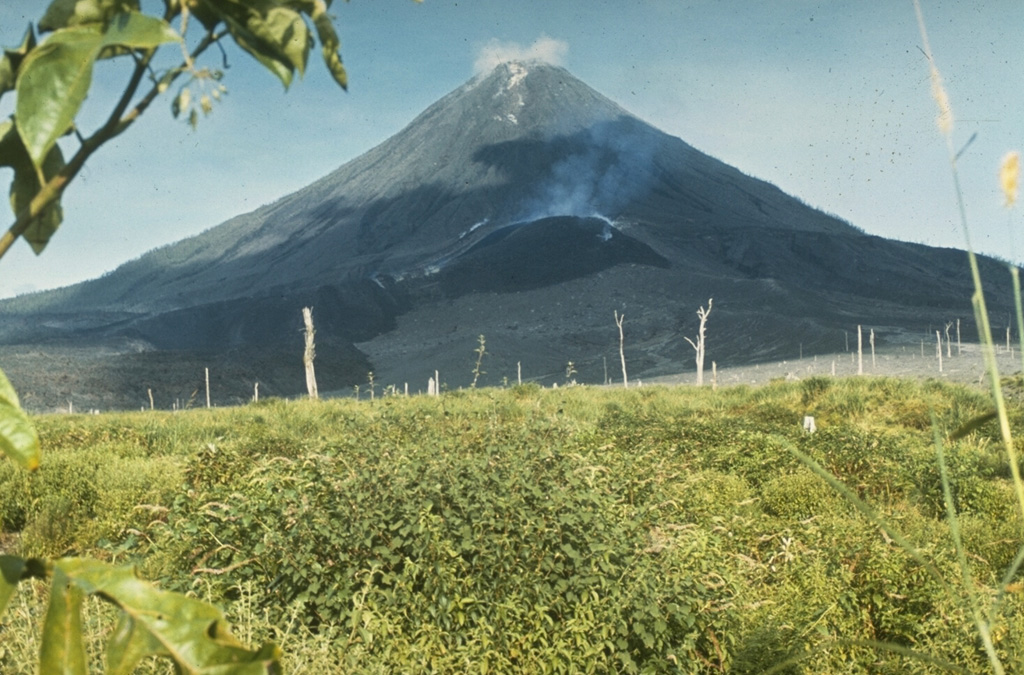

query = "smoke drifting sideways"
[516, 118, 661, 226]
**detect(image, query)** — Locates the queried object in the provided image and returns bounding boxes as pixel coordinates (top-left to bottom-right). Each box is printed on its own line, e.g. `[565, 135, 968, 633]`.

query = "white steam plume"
[473, 35, 569, 74]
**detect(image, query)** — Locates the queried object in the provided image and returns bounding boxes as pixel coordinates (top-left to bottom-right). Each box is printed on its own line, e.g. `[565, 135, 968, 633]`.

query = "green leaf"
[13, 145, 66, 254]
[206, 0, 311, 89]
[54, 558, 283, 673]
[0, 25, 37, 104]
[0, 117, 20, 168]
[15, 26, 103, 168]
[311, 7, 346, 89]
[40, 566, 88, 675]
[0, 366, 41, 471]
[260, 6, 311, 76]
[182, 0, 225, 32]
[0, 556, 29, 619]
[106, 614, 167, 675]
[1, 116, 66, 254]
[39, 0, 141, 32]
[100, 11, 181, 51]
[16, 13, 178, 170]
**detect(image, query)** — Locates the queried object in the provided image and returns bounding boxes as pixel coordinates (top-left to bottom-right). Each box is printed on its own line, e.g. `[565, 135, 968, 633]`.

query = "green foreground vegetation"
[2, 377, 1023, 673]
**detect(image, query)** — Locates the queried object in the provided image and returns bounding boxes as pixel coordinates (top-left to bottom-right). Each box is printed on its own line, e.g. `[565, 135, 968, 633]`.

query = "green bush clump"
[760, 468, 845, 520]
[668, 469, 753, 522]
[0, 459, 31, 531]
[800, 375, 832, 406]
[701, 428, 800, 486]
[804, 424, 920, 500]
[9, 448, 183, 557]
[147, 411, 738, 672]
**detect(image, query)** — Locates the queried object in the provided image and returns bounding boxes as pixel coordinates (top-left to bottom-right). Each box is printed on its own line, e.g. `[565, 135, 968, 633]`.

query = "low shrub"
[147, 421, 739, 671]
[760, 468, 845, 520]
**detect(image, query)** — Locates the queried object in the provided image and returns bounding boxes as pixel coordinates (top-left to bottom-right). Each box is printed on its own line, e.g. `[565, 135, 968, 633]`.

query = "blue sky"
[0, 0, 1021, 298]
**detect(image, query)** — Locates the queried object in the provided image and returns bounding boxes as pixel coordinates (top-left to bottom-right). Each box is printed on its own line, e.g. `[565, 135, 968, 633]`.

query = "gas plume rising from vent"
[515, 117, 662, 223]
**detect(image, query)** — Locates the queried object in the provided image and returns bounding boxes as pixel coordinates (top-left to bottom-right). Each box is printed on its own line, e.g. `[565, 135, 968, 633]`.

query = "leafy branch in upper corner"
[0, 0, 407, 262]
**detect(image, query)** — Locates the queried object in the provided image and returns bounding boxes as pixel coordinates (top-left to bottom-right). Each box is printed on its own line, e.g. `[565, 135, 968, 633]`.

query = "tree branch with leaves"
[0, 0, 371, 262]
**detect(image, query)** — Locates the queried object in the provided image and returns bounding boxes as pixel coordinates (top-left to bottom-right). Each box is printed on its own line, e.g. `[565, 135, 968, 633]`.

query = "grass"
[1, 377, 1022, 672]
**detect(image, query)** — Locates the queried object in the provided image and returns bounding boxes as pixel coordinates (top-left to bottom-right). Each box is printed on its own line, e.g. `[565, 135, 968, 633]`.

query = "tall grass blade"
[933, 420, 1005, 674]
[947, 410, 998, 442]
[1012, 267, 1024, 384]
[914, 0, 1024, 536]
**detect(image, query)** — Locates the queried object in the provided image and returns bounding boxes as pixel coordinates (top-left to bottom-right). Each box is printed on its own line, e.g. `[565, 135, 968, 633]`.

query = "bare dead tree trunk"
[936, 330, 943, 372]
[205, 367, 210, 408]
[857, 325, 863, 375]
[684, 298, 713, 386]
[615, 310, 628, 388]
[303, 307, 319, 400]
[148, 388, 154, 411]
[944, 321, 953, 358]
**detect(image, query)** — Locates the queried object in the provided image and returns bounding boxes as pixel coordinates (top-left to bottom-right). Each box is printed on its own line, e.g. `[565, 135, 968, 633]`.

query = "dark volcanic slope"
[1, 62, 856, 324]
[437, 216, 670, 295]
[0, 61, 1017, 407]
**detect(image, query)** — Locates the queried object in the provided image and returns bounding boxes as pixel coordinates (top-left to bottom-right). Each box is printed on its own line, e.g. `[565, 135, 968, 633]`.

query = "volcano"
[0, 61, 1015, 409]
